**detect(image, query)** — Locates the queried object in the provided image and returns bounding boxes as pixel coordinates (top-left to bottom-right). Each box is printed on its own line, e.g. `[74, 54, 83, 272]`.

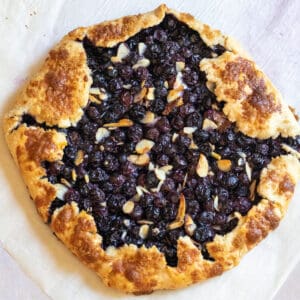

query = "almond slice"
[55, 183, 68, 200]
[95, 127, 110, 142]
[183, 127, 197, 134]
[281, 143, 300, 159]
[154, 168, 166, 181]
[134, 87, 147, 103]
[146, 87, 155, 100]
[245, 161, 252, 181]
[122, 200, 135, 214]
[135, 139, 154, 154]
[139, 224, 150, 239]
[211, 151, 221, 160]
[176, 61, 185, 72]
[167, 194, 186, 230]
[89, 87, 100, 95]
[74, 150, 84, 166]
[128, 154, 150, 166]
[111, 43, 130, 63]
[137, 220, 154, 225]
[196, 153, 209, 177]
[202, 118, 218, 130]
[103, 119, 133, 128]
[140, 111, 156, 124]
[213, 195, 219, 211]
[133, 58, 150, 69]
[160, 165, 173, 173]
[184, 214, 196, 236]
[217, 159, 232, 172]
[138, 42, 147, 56]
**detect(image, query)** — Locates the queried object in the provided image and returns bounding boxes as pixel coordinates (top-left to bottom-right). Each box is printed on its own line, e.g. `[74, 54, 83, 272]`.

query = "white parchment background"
[0, 0, 300, 299]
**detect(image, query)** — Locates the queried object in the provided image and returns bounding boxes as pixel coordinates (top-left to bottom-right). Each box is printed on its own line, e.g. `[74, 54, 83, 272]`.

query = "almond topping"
[103, 119, 133, 128]
[196, 153, 209, 177]
[128, 154, 150, 166]
[134, 87, 147, 102]
[89, 95, 101, 104]
[111, 43, 130, 63]
[245, 161, 252, 181]
[211, 151, 221, 160]
[172, 133, 179, 142]
[60, 178, 71, 188]
[168, 194, 186, 230]
[154, 168, 166, 181]
[183, 127, 197, 134]
[213, 195, 219, 211]
[160, 165, 173, 173]
[139, 224, 150, 239]
[140, 111, 156, 124]
[202, 118, 218, 130]
[89, 87, 100, 95]
[281, 143, 300, 159]
[146, 87, 155, 100]
[84, 174, 89, 183]
[133, 58, 150, 69]
[55, 183, 68, 200]
[74, 150, 84, 166]
[71, 169, 77, 182]
[138, 42, 147, 56]
[217, 159, 232, 172]
[135, 139, 154, 154]
[184, 214, 196, 236]
[122, 200, 135, 214]
[137, 220, 154, 225]
[176, 61, 185, 72]
[95, 127, 110, 142]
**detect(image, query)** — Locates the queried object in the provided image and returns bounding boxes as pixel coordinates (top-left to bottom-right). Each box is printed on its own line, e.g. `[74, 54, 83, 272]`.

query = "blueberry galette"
[4, 4, 300, 294]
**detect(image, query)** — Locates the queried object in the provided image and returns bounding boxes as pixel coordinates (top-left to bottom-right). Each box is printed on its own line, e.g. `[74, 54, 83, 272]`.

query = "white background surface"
[1, 0, 300, 299]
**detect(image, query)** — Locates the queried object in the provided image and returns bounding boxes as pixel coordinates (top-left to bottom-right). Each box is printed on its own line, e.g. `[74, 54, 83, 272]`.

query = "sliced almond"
[133, 58, 150, 69]
[245, 161, 252, 181]
[184, 214, 196, 236]
[217, 159, 232, 172]
[213, 195, 219, 211]
[148, 162, 155, 171]
[121, 231, 127, 240]
[146, 87, 155, 100]
[162, 98, 183, 115]
[154, 168, 166, 181]
[202, 118, 218, 130]
[211, 151, 221, 160]
[281, 143, 300, 159]
[128, 154, 150, 166]
[111, 43, 130, 63]
[134, 87, 147, 103]
[138, 42, 147, 56]
[176, 61, 185, 72]
[103, 119, 133, 128]
[71, 169, 77, 182]
[60, 178, 71, 188]
[172, 133, 179, 142]
[136, 185, 150, 195]
[160, 165, 173, 173]
[123, 219, 131, 227]
[84, 174, 89, 183]
[183, 127, 197, 134]
[167, 86, 184, 103]
[89, 87, 100, 95]
[249, 180, 257, 201]
[140, 111, 156, 124]
[122, 200, 135, 214]
[55, 183, 68, 200]
[196, 153, 209, 177]
[152, 227, 160, 236]
[74, 150, 84, 166]
[135, 139, 154, 154]
[189, 138, 198, 150]
[139, 224, 150, 239]
[167, 193, 186, 230]
[123, 84, 132, 89]
[95, 127, 110, 142]
[137, 220, 154, 225]
[174, 72, 186, 89]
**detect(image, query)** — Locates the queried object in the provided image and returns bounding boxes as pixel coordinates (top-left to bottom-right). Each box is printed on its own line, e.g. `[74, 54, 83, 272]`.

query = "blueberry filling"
[22, 14, 300, 266]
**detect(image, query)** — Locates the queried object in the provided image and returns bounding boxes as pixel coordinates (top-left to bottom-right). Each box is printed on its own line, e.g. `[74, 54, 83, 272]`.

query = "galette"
[4, 4, 300, 294]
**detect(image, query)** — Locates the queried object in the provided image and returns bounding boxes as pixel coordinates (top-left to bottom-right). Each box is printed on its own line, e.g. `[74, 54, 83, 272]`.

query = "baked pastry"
[3, 4, 300, 294]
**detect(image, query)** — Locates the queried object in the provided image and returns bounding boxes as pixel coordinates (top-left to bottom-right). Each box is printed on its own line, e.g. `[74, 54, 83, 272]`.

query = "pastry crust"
[3, 4, 300, 294]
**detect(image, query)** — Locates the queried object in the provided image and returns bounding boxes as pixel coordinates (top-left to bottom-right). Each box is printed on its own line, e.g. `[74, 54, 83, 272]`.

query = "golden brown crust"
[3, 4, 300, 294]
[200, 52, 300, 138]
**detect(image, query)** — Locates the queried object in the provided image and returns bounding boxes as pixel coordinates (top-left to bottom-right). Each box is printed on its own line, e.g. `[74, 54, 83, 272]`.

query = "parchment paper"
[1, 1, 300, 299]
